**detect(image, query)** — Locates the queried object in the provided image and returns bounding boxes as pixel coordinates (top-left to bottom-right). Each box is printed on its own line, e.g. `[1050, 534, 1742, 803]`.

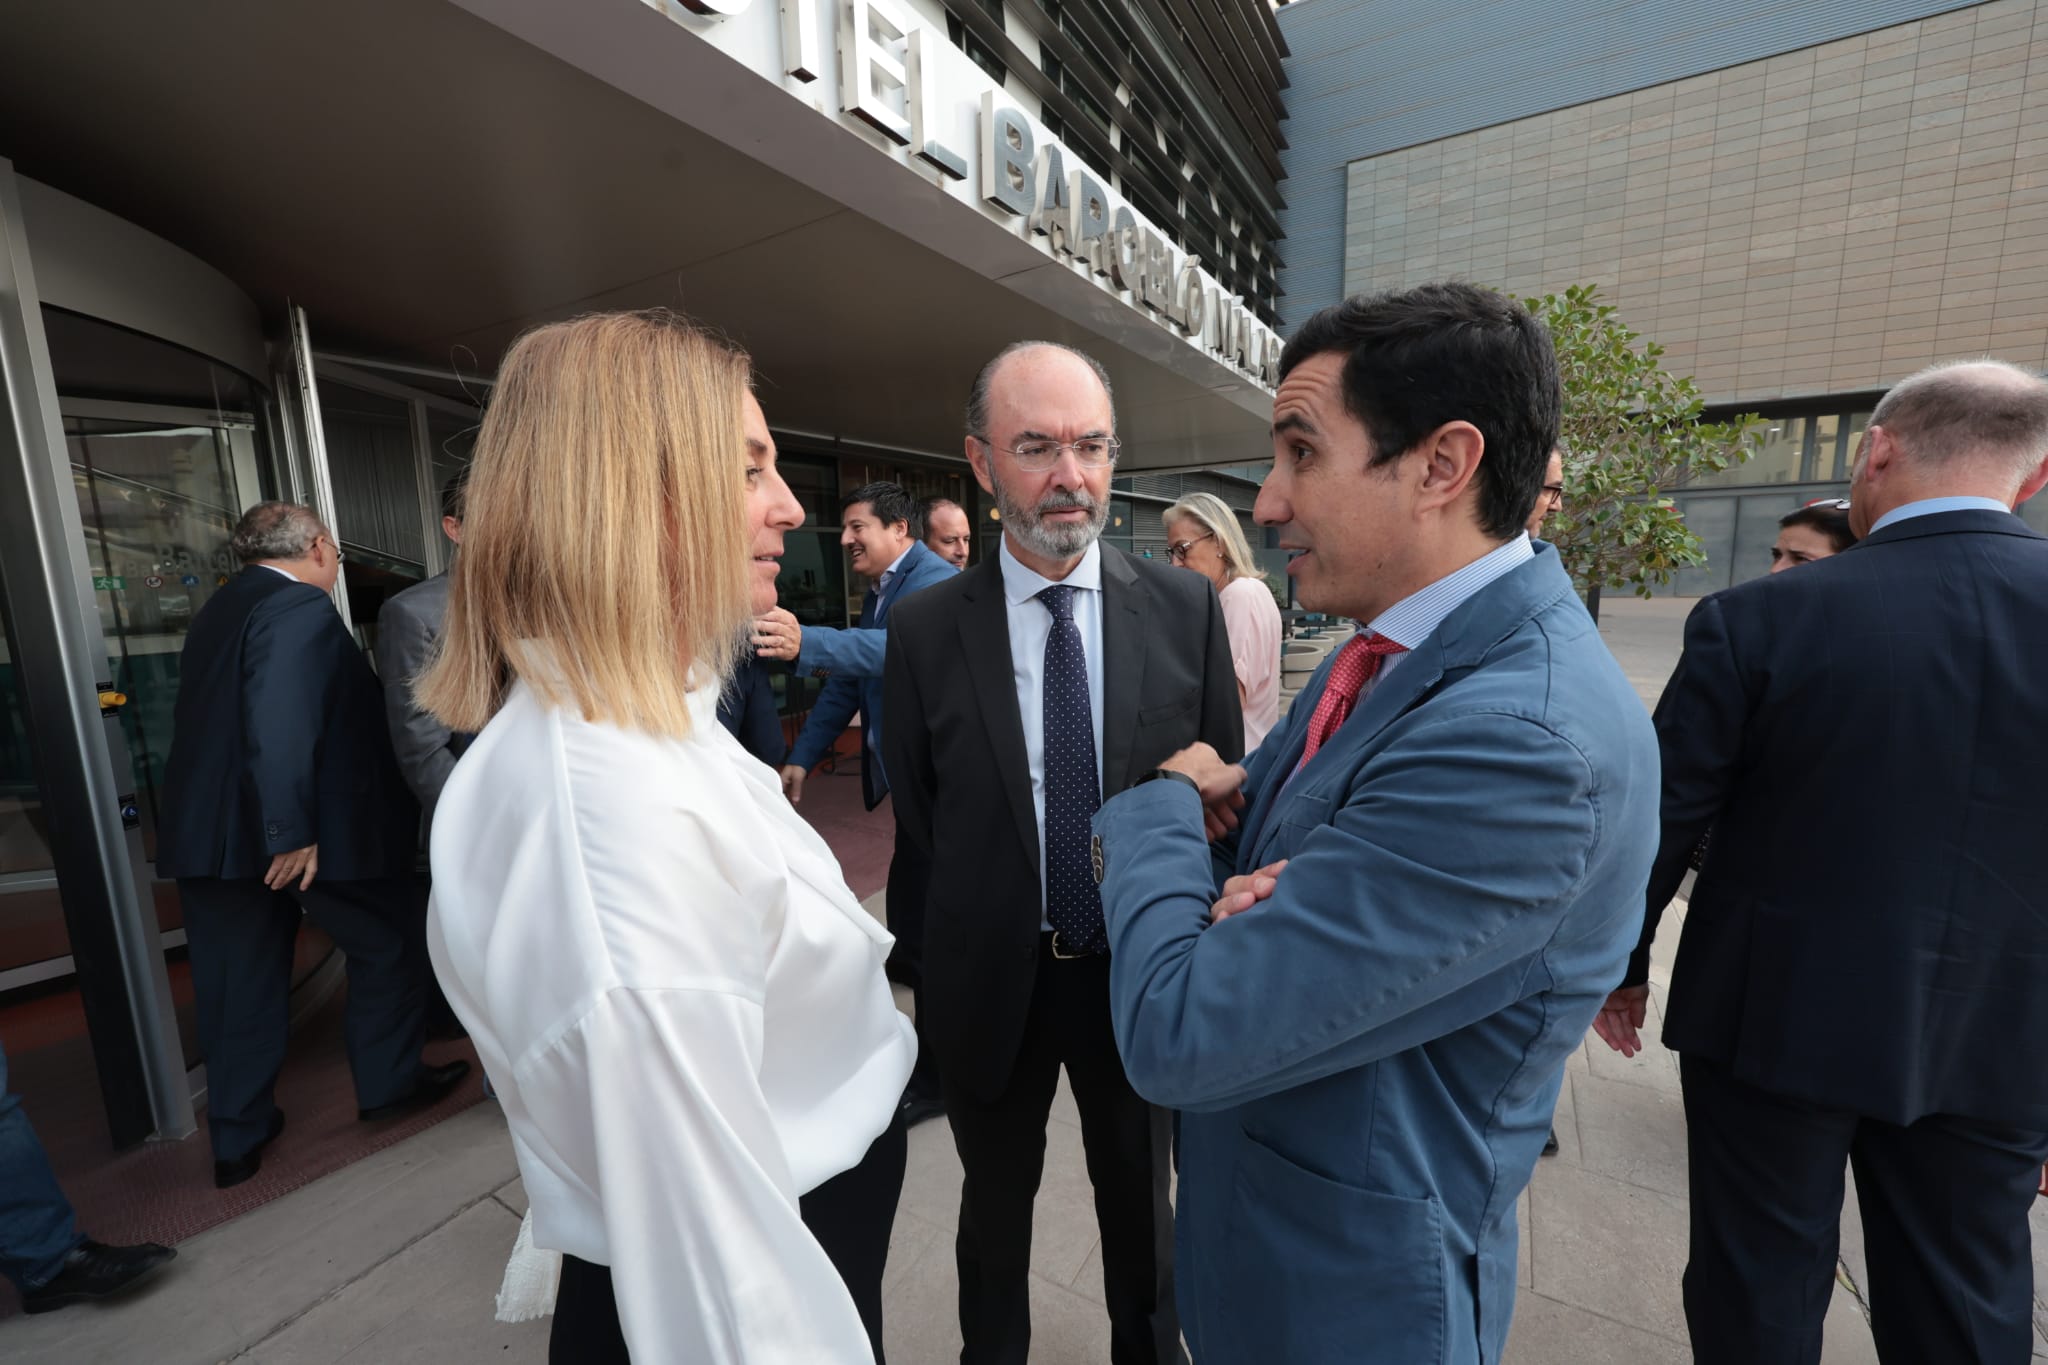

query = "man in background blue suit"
[1090, 283, 1660, 1363]
[765, 480, 957, 1124]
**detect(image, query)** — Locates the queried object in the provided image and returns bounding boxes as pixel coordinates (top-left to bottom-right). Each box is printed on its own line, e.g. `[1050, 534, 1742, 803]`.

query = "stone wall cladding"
[1341, 0, 2048, 404]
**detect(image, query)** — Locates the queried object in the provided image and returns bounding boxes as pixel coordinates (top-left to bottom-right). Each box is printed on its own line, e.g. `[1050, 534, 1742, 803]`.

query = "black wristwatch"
[1134, 767, 1201, 794]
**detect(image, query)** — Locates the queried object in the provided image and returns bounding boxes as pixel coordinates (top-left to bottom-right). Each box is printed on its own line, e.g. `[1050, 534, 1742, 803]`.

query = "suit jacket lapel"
[1098, 548, 1146, 793]
[957, 563, 1042, 874]
[1247, 636, 1448, 869]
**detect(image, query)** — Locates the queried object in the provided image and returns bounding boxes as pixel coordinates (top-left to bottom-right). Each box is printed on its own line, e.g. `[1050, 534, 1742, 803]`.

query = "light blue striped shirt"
[1869, 495, 2010, 533]
[1360, 533, 1536, 700]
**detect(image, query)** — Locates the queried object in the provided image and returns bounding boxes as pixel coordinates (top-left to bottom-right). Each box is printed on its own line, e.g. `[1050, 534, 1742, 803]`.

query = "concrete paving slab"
[1572, 1072, 1689, 1199]
[245, 1200, 547, 1363]
[1517, 1187, 1533, 1290]
[1526, 1161, 1691, 1344]
[2, 1105, 520, 1365]
[1502, 1290, 1690, 1363]
[883, 1210, 946, 1300]
[1821, 1279, 1881, 1365]
[1069, 1238, 1107, 1306]
[495, 1176, 528, 1218]
[1546, 1068, 1584, 1165]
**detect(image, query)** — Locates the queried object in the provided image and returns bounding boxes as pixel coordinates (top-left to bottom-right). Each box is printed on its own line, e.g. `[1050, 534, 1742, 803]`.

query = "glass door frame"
[0, 158, 195, 1146]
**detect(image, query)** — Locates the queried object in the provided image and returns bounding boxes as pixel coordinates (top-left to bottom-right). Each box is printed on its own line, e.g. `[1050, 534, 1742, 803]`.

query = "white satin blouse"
[427, 669, 915, 1362]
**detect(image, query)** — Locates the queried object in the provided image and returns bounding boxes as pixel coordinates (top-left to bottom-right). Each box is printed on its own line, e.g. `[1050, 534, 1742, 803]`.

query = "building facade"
[1279, 0, 2048, 591]
[0, 0, 1287, 1144]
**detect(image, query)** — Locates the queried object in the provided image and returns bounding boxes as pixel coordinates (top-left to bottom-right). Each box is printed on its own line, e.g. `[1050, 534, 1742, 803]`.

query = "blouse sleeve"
[1219, 579, 1273, 692]
[522, 986, 874, 1364]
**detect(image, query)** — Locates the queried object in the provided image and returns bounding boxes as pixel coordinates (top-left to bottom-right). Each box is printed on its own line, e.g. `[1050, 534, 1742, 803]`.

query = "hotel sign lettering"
[669, 0, 1282, 388]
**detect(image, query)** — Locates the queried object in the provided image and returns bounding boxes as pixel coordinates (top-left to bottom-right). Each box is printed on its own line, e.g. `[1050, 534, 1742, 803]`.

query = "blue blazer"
[1092, 545, 1659, 1365]
[786, 539, 957, 808]
[157, 567, 419, 882]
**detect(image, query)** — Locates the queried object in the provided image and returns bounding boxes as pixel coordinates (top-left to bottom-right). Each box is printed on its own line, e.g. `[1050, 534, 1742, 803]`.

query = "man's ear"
[1413, 421, 1486, 515]
[965, 437, 996, 495]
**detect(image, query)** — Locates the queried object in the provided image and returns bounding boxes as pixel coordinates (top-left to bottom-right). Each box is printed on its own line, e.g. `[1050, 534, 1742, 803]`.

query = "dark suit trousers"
[180, 876, 428, 1160]
[885, 821, 938, 1095]
[1680, 1055, 2048, 1365]
[942, 938, 1181, 1365]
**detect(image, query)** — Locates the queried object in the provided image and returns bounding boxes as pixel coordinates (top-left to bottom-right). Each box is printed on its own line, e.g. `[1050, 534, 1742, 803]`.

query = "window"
[944, 1, 1006, 87]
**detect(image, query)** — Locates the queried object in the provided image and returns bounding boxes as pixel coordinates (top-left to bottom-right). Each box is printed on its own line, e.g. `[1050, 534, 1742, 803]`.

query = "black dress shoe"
[21, 1239, 177, 1314]
[899, 1087, 946, 1129]
[358, 1059, 472, 1122]
[213, 1109, 286, 1190]
[1541, 1126, 1561, 1157]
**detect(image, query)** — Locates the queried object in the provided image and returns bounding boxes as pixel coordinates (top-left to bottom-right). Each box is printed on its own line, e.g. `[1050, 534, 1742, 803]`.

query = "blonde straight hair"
[415, 309, 753, 739]
[1162, 491, 1267, 585]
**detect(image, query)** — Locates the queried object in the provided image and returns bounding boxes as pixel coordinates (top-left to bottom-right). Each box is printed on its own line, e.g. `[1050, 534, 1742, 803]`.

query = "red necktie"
[1299, 634, 1410, 764]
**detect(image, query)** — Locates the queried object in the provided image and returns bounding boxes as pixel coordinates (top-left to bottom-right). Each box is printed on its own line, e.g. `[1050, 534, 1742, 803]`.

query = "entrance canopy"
[0, 0, 1277, 472]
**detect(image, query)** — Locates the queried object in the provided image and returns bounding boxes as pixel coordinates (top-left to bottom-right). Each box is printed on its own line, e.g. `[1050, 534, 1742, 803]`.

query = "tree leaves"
[1523, 285, 1761, 598]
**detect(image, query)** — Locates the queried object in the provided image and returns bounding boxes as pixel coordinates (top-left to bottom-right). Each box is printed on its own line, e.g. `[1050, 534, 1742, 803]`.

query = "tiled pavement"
[5, 597, 2041, 1362]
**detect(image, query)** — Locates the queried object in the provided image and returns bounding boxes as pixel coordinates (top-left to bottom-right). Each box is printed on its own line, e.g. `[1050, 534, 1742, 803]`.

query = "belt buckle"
[1050, 930, 1086, 960]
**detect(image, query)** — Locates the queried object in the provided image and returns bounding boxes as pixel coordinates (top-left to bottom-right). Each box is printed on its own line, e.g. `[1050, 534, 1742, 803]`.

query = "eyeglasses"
[1166, 532, 1215, 564]
[977, 436, 1121, 471]
[1802, 498, 1851, 511]
[1540, 483, 1565, 504]
[317, 533, 346, 563]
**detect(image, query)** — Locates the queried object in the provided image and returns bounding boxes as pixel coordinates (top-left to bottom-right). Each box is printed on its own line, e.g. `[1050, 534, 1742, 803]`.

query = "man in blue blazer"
[1090, 284, 1660, 1363]
[1596, 360, 2048, 1363]
[157, 503, 467, 1188]
[773, 480, 957, 1122]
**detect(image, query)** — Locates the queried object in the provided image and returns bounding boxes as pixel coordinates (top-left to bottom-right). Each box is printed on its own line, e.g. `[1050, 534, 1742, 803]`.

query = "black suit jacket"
[1631, 508, 2048, 1127]
[156, 566, 419, 882]
[883, 546, 1243, 1101]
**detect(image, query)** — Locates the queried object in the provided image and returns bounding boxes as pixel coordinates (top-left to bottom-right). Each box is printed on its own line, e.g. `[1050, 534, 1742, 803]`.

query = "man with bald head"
[1596, 360, 2048, 1362]
[921, 495, 973, 568]
[885, 342, 1239, 1363]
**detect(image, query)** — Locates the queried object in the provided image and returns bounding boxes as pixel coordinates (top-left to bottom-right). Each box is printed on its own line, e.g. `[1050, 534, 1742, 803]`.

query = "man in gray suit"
[376, 468, 467, 825]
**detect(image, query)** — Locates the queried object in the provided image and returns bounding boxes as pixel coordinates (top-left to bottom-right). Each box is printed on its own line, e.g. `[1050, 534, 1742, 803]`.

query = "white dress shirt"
[427, 660, 915, 1363]
[998, 538, 1106, 927]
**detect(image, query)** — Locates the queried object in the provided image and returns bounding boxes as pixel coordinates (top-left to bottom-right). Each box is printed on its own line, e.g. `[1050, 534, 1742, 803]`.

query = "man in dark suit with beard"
[884, 342, 1240, 1364]
[1596, 359, 2048, 1363]
[158, 502, 467, 1189]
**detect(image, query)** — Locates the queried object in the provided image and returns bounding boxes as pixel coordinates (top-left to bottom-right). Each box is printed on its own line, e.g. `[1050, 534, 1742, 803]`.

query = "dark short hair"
[965, 341, 1116, 440]
[1778, 500, 1855, 552]
[440, 464, 470, 522]
[918, 496, 964, 536]
[1279, 283, 1561, 539]
[842, 481, 915, 532]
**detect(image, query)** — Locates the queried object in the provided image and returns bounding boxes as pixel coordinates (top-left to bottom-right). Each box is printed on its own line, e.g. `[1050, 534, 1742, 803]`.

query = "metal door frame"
[0, 157, 195, 1145]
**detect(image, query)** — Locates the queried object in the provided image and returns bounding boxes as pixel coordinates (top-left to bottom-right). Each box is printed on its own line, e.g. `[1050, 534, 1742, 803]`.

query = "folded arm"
[1096, 710, 1600, 1113]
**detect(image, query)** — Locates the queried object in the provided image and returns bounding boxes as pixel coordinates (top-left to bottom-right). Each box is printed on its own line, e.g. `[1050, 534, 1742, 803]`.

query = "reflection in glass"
[1841, 413, 1871, 480]
[67, 417, 252, 863]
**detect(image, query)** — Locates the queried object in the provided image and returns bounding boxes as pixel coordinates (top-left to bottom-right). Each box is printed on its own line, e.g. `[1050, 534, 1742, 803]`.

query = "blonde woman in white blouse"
[417, 311, 915, 1363]
[1163, 492, 1283, 751]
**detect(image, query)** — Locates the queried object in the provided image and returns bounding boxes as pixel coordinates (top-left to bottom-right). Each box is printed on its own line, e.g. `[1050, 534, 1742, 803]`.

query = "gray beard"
[990, 469, 1108, 561]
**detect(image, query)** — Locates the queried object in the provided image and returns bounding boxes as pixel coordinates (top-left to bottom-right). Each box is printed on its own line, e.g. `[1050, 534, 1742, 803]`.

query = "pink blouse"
[1219, 575, 1283, 753]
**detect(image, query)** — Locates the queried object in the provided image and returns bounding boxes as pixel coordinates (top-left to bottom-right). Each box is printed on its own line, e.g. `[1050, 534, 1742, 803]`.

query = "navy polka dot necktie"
[1038, 584, 1105, 956]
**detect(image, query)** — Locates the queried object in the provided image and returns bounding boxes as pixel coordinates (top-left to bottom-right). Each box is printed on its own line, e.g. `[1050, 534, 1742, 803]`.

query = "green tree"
[1525, 284, 1762, 616]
